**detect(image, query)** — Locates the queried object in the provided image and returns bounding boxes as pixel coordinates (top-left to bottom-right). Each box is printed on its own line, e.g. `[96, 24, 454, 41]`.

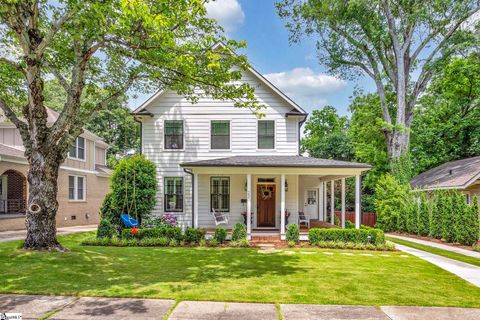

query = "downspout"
[133, 118, 143, 155]
[298, 115, 308, 156]
[183, 168, 195, 228]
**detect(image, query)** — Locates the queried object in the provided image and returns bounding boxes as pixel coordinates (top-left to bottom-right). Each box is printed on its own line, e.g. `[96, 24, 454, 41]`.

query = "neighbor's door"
[304, 189, 318, 218]
[257, 184, 276, 227]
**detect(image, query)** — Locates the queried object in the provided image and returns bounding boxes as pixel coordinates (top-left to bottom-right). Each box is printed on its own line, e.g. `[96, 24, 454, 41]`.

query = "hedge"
[308, 228, 385, 246]
[121, 226, 183, 241]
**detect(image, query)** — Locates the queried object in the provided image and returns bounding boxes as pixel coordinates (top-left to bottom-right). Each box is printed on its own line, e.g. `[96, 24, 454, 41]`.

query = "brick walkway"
[1, 294, 480, 320]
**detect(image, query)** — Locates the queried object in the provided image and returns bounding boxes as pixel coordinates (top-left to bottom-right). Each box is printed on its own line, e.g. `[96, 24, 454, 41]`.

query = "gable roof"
[132, 43, 307, 116]
[181, 155, 371, 169]
[410, 156, 480, 190]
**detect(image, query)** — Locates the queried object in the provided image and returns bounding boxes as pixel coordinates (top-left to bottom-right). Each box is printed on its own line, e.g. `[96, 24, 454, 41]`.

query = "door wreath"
[260, 186, 274, 200]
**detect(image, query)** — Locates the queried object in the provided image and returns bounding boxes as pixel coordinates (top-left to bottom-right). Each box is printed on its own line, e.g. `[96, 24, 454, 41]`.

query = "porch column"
[355, 174, 361, 229]
[246, 174, 252, 240]
[193, 173, 198, 228]
[341, 178, 346, 229]
[323, 181, 327, 221]
[280, 174, 286, 240]
[330, 180, 335, 224]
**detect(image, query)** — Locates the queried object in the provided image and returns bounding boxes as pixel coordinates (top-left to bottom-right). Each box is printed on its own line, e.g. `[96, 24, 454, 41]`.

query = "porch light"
[285, 180, 288, 192]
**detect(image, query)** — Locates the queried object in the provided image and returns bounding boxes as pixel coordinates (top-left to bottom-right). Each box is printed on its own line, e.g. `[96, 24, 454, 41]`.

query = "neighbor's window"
[466, 193, 471, 205]
[258, 120, 275, 149]
[211, 177, 230, 212]
[68, 175, 85, 200]
[164, 120, 184, 149]
[211, 120, 230, 149]
[69, 137, 85, 160]
[164, 177, 183, 212]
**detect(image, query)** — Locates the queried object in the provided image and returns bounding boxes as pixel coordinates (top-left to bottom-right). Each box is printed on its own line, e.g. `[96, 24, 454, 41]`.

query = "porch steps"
[250, 236, 285, 248]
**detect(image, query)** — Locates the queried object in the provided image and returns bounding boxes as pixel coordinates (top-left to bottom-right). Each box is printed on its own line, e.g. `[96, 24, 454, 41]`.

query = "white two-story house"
[133, 51, 371, 240]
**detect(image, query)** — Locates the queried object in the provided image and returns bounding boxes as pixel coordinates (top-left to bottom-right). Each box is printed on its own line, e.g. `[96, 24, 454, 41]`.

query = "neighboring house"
[0, 108, 112, 231]
[133, 47, 371, 240]
[411, 156, 480, 204]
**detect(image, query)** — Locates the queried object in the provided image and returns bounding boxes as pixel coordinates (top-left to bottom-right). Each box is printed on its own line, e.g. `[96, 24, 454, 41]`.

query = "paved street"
[0, 225, 97, 242]
[1, 294, 480, 320]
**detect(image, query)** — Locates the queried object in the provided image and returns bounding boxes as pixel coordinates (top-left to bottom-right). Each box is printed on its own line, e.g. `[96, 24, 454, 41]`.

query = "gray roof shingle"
[410, 156, 480, 190]
[181, 155, 371, 169]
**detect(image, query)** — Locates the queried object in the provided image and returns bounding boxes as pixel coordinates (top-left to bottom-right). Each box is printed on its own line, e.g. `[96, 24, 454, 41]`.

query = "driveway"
[1, 295, 480, 320]
[0, 225, 97, 242]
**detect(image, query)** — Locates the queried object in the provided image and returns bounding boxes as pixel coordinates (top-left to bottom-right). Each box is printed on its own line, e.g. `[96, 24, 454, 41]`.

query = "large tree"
[301, 105, 354, 161]
[277, 0, 479, 162]
[0, 0, 260, 250]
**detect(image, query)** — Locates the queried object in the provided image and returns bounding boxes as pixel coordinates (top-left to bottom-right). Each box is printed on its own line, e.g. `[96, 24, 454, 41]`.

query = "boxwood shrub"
[121, 226, 183, 241]
[308, 228, 385, 245]
[184, 227, 206, 243]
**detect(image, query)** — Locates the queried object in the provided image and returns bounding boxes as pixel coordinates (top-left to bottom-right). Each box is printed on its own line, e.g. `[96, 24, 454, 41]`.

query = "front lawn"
[1, 232, 479, 307]
[387, 236, 480, 267]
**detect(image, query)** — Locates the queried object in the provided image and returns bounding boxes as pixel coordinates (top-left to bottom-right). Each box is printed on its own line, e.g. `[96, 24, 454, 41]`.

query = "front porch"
[181, 156, 371, 240]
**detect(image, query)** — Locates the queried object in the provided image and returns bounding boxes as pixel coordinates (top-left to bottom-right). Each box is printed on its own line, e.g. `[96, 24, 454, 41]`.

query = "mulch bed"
[388, 232, 477, 251]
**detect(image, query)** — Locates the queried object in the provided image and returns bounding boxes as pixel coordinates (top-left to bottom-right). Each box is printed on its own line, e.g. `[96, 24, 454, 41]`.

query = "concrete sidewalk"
[395, 243, 480, 287]
[1, 294, 480, 320]
[0, 225, 97, 242]
[388, 234, 480, 259]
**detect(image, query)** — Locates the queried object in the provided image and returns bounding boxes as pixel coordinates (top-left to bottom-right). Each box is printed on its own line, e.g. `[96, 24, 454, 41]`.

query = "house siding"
[141, 69, 301, 227]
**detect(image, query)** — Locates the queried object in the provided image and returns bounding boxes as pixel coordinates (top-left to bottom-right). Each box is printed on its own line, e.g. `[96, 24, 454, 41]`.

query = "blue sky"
[132, 0, 376, 116]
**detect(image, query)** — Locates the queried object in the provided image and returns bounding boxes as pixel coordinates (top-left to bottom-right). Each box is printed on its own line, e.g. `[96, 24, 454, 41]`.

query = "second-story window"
[211, 120, 230, 149]
[164, 120, 183, 149]
[69, 137, 85, 160]
[258, 120, 275, 149]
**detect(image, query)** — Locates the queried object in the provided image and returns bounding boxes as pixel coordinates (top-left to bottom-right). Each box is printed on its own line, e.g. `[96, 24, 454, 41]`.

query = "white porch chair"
[211, 208, 229, 226]
[298, 212, 310, 228]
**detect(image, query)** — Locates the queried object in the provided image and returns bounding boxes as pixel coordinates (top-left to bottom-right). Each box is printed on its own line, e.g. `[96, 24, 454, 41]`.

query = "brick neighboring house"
[0, 108, 112, 231]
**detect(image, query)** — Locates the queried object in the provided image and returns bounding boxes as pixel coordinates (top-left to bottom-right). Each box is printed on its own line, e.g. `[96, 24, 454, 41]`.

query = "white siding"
[141, 69, 301, 226]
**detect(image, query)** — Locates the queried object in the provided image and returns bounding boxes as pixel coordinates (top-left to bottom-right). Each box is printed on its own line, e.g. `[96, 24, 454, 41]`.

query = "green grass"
[387, 237, 480, 267]
[1, 232, 479, 307]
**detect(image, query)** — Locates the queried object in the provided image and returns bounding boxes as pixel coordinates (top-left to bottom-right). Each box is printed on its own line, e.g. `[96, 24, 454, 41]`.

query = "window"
[211, 120, 230, 149]
[164, 120, 184, 149]
[69, 137, 85, 160]
[466, 193, 471, 205]
[69, 175, 85, 200]
[164, 177, 183, 212]
[258, 120, 275, 149]
[211, 177, 230, 212]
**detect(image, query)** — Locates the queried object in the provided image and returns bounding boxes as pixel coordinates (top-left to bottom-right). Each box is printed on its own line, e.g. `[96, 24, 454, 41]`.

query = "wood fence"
[334, 211, 377, 227]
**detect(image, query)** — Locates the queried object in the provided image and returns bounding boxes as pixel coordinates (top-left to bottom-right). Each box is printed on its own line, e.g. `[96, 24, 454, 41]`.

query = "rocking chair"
[211, 208, 229, 226]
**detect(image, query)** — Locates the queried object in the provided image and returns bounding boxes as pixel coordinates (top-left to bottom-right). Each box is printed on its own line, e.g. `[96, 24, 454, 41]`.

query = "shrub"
[286, 224, 300, 243]
[97, 219, 115, 239]
[231, 223, 247, 241]
[214, 227, 227, 244]
[111, 155, 157, 224]
[473, 243, 480, 252]
[121, 225, 182, 241]
[184, 227, 206, 243]
[375, 174, 411, 232]
[345, 220, 355, 229]
[208, 239, 219, 247]
[416, 194, 430, 236]
[429, 195, 443, 239]
[288, 240, 296, 248]
[99, 193, 122, 235]
[199, 239, 207, 247]
[308, 228, 385, 246]
[168, 239, 178, 247]
[229, 241, 239, 247]
[238, 239, 250, 247]
[441, 195, 455, 242]
[456, 194, 479, 245]
[142, 214, 177, 228]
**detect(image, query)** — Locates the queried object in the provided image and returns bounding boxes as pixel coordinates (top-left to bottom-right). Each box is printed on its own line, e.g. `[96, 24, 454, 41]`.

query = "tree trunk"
[389, 130, 409, 160]
[23, 152, 63, 251]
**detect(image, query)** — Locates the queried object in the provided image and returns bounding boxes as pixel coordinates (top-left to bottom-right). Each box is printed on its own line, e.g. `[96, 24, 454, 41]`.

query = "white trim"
[68, 175, 86, 201]
[256, 119, 276, 151]
[163, 119, 186, 152]
[194, 173, 198, 228]
[341, 178, 346, 229]
[280, 174, 286, 237]
[355, 175, 361, 229]
[255, 179, 278, 229]
[163, 176, 185, 213]
[330, 180, 335, 224]
[68, 137, 86, 162]
[246, 174, 252, 240]
[209, 120, 232, 151]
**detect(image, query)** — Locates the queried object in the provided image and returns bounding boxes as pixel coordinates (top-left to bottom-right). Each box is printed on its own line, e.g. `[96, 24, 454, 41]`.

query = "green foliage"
[111, 155, 157, 223]
[416, 194, 430, 237]
[214, 227, 227, 244]
[345, 220, 355, 229]
[441, 196, 455, 242]
[301, 106, 354, 161]
[308, 228, 385, 246]
[286, 224, 300, 244]
[287, 241, 296, 248]
[238, 239, 250, 248]
[121, 226, 182, 241]
[429, 195, 443, 239]
[231, 223, 247, 241]
[184, 228, 206, 244]
[374, 174, 411, 232]
[96, 219, 115, 239]
[208, 239, 219, 247]
[99, 192, 121, 235]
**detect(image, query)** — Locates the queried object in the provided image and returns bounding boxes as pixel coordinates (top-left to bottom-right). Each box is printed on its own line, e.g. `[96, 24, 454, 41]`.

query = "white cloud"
[264, 67, 346, 108]
[205, 0, 245, 32]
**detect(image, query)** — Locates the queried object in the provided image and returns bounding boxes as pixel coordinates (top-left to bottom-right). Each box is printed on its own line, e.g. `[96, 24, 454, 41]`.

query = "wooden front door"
[257, 184, 276, 227]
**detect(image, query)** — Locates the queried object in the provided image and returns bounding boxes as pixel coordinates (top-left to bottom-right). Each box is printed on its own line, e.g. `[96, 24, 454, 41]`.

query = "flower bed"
[308, 227, 385, 246]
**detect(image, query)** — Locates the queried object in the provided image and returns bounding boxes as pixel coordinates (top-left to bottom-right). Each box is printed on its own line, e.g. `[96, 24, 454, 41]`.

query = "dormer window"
[258, 120, 275, 149]
[164, 120, 184, 150]
[69, 137, 85, 160]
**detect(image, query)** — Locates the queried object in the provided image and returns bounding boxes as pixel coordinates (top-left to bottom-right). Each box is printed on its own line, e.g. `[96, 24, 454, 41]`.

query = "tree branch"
[0, 98, 28, 136]
[0, 57, 25, 75]
[36, 10, 75, 57]
[43, 60, 70, 92]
